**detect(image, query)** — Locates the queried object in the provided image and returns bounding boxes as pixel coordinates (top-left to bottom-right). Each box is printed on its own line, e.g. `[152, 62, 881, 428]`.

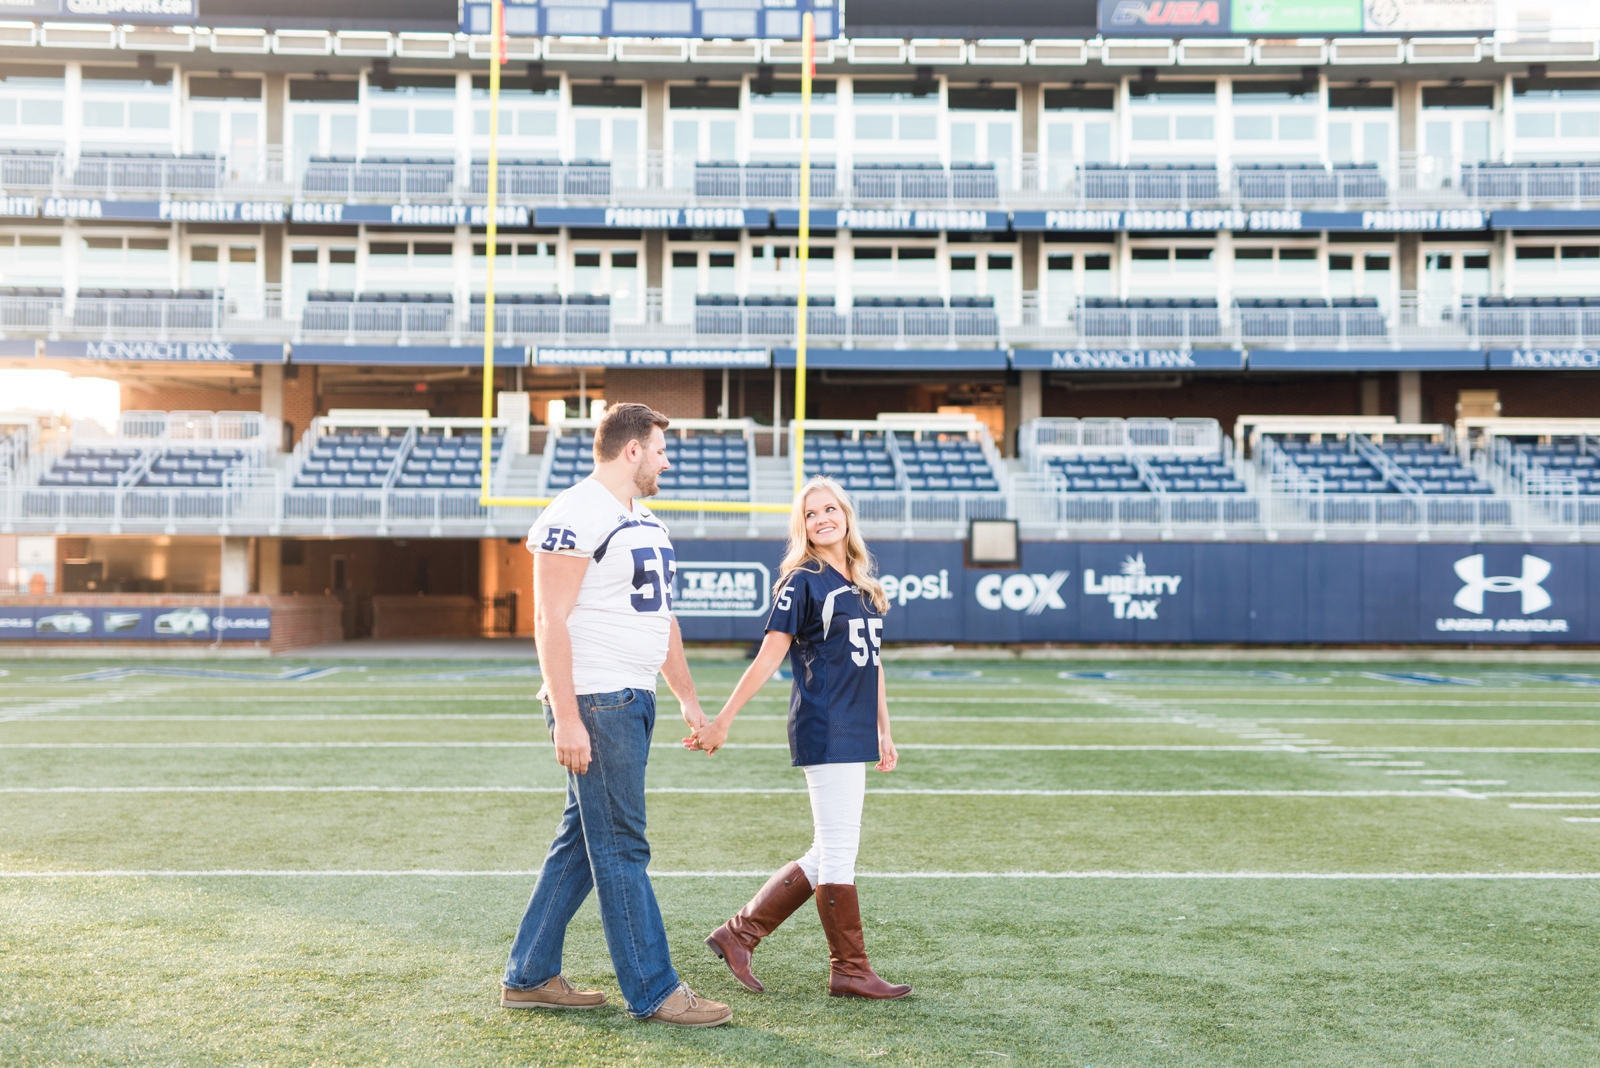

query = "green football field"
[2, 656, 1598, 1067]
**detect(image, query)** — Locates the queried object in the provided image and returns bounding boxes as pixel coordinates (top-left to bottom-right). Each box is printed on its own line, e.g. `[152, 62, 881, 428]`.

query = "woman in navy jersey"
[689, 474, 910, 1001]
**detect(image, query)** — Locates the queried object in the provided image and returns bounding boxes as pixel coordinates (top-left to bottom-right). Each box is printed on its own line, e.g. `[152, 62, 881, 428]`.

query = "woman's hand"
[692, 713, 733, 756]
[874, 733, 898, 773]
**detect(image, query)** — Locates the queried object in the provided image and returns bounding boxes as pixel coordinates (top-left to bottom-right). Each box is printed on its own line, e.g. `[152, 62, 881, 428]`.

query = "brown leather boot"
[704, 862, 814, 992]
[815, 883, 912, 1000]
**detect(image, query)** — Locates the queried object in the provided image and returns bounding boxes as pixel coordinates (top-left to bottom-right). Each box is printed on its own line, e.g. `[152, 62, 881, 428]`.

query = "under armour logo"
[1452, 554, 1552, 615]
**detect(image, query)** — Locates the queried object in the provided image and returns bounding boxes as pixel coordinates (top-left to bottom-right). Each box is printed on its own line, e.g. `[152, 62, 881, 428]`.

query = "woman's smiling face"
[803, 488, 848, 551]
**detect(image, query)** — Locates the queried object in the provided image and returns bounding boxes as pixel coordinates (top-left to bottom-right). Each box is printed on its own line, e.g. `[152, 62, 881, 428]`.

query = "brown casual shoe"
[500, 975, 607, 1010]
[644, 982, 732, 1027]
[815, 884, 912, 1000]
[705, 862, 814, 992]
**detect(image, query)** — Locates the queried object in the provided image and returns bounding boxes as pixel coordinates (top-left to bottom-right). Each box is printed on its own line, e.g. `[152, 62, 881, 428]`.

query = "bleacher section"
[398, 433, 504, 489]
[138, 447, 253, 488]
[293, 431, 406, 489]
[1022, 417, 1243, 493]
[1501, 436, 1600, 495]
[37, 446, 144, 487]
[801, 429, 899, 491]
[892, 432, 1002, 492]
[798, 416, 1004, 494]
[542, 422, 753, 497]
[1262, 431, 1492, 495]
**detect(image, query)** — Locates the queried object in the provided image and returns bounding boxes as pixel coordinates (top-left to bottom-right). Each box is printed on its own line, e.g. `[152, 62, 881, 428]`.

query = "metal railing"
[467, 303, 610, 337]
[300, 300, 458, 343]
[302, 158, 456, 199]
[1458, 302, 1600, 346]
[73, 296, 223, 337]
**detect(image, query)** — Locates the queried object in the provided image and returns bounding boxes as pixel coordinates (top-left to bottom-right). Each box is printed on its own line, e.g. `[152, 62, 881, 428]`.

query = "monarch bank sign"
[45, 340, 286, 363]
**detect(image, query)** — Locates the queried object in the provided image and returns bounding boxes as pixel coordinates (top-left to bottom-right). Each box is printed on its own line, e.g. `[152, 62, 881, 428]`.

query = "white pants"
[795, 762, 866, 886]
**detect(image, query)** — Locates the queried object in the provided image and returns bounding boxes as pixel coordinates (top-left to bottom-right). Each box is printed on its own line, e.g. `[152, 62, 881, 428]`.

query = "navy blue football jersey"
[765, 563, 883, 766]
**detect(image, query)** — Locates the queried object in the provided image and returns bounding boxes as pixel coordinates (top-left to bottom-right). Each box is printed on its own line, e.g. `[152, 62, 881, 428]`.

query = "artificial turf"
[2, 658, 1598, 1067]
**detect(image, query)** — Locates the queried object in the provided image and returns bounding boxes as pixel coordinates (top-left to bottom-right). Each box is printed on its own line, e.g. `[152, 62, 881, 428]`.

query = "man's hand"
[693, 714, 731, 756]
[874, 733, 898, 773]
[553, 716, 592, 775]
[679, 698, 708, 733]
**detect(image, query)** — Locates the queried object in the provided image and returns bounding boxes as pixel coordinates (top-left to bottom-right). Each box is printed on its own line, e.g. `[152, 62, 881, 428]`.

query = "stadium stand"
[1021, 418, 1244, 494]
[541, 419, 754, 498]
[1256, 427, 1492, 495]
[799, 416, 1004, 494]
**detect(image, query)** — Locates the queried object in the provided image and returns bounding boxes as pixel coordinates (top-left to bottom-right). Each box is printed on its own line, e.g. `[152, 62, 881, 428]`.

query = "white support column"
[1020, 369, 1042, 425]
[221, 537, 252, 595]
[1398, 370, 1422, 425]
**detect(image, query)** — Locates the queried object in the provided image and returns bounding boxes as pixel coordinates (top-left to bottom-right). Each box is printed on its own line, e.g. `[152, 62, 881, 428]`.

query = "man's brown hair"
[593, 403, 670, 463]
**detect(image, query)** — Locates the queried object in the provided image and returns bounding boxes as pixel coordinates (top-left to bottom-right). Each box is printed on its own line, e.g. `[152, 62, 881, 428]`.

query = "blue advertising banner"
[291, 203, 530, 227]
[772, 348, 1009, 370]
[671, 542, 1598, 645]
[290, 345, 527, 367]
[0, 606, 271, 641]
[535, 346, 768, 368]
[39, 199, 285, 223]
[461, 0, 840, 40]
[0, 339, 38, 357]
[774, 208, 1008, 232]
[1488, 348, 1600, 370]
[1247, 349, 1486, 371]
[1011, 348, 1243, 371]
[1491, 210, 1600, 230]
[536, 206, 767, 230]
[46, 340, 285, 363]
[1011, 208, 1486, 233]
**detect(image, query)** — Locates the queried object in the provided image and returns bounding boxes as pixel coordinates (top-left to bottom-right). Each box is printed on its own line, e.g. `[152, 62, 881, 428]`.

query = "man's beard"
[632, 460, 659, 497]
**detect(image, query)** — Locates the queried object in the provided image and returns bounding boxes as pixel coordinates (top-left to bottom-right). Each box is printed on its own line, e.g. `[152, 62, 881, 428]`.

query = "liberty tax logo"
[1436, 553, 1567, 634]
[1082, 553, 1182, 620]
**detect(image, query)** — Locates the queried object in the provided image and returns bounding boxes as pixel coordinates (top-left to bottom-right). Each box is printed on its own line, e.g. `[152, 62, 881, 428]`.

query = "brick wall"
[603, 368, 706, 419]
[121, 381, 257, 414]
[479, 537, 535, 637]
[281, 366, 318, 444]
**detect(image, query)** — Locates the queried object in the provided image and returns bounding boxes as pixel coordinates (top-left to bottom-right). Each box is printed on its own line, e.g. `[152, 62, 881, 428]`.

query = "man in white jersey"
[500, 403, 731, 1027]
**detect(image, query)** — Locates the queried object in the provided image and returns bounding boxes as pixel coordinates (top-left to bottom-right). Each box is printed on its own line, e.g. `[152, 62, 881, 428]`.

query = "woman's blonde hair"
[776, 475, 889, 614]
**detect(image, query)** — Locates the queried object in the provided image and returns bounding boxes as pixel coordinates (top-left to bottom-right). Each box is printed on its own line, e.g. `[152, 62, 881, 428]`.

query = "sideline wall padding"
[668, 541, 1596, 644]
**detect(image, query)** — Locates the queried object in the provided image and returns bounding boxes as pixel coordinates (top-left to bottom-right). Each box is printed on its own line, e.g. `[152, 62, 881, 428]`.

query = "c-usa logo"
[1452, 554, 1552, 615]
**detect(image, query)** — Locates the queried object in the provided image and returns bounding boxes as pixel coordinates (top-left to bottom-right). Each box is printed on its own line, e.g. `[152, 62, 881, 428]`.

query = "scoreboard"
[460, 0, 840, 40]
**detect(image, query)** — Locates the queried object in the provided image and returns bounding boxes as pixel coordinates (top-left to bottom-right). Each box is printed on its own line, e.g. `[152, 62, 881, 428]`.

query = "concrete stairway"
[498, 453, 546, 499]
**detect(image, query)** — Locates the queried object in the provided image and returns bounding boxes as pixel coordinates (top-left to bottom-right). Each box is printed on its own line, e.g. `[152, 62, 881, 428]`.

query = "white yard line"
[2, 869, 1598, 880]
[1504, 799, 1600, 808]
[0, 786, 1482, 797]
[3, 742, 1591, 753]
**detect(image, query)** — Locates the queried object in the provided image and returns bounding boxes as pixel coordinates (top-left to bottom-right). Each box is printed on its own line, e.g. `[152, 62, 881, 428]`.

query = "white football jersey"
[527, 477, 676, 695]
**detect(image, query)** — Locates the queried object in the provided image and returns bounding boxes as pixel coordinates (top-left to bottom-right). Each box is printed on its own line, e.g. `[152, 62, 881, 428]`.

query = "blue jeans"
[503, 687, 680, 1018]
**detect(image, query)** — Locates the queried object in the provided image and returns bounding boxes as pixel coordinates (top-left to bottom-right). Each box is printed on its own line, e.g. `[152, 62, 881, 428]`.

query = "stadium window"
[950, 254, 977, 296]
[367, 72, 455, 138]
[1422, 85, 1494, 110]
[569, 83, 643, 109]
[1233, 247, 1274, 273]
[1515, 246, 1557, 272]
[367, 241, 410, 271]
[474, 89, 559, 138]
[1044, 88, 1115, 111]
[1131, 247, 1171, 273]
[1175, 248, 1212, 272]
[898, 247, 936, 273]
[188, 76, 263, 101]
[853, 247, 893, 272]
[328, 248, 356, 290]
[1278, 248, 1318, 274]
[948, 87, 1017, 112]
[289, 79, 360, 103]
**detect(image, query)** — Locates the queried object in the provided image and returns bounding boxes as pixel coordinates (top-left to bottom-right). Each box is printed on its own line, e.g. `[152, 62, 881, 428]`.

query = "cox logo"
[975, 571, 1071, 616]
[880, 570, 953, 607]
